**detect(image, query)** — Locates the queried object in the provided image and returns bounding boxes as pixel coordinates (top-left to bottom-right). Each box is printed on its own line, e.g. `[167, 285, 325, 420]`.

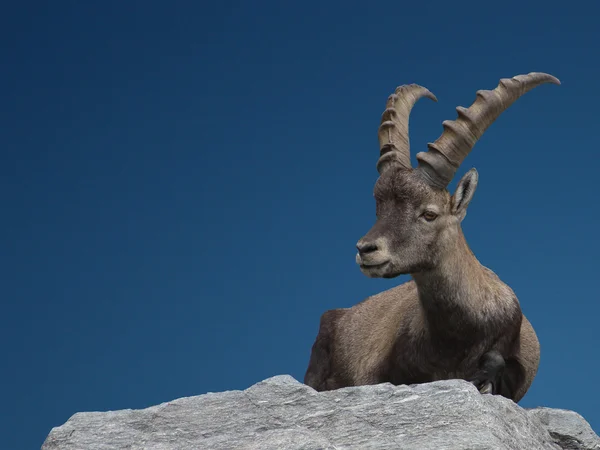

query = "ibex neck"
[411, 232, 490, 332]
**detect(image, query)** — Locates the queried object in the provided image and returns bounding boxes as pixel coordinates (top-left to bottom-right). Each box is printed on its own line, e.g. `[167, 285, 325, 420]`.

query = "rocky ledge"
[42, 375, 599, 450]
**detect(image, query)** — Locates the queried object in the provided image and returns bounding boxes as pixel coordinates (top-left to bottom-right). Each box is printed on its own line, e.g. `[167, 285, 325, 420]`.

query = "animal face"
[356, 167, 478, 278]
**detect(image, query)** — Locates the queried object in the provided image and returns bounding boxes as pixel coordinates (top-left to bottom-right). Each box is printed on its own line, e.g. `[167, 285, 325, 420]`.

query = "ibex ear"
[452, 168, 478, 222]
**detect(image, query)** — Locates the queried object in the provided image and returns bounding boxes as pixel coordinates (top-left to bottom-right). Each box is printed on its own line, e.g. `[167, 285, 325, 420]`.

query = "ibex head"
[356, 73, 560, 278]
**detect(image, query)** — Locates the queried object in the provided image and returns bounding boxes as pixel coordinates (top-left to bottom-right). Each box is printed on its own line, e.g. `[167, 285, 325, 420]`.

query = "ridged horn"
[415, 72, 561, 188]
[377, 84, 437, 174]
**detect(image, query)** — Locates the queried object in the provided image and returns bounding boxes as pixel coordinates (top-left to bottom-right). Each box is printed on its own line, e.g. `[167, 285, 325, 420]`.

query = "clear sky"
[2, 1, 599, 448]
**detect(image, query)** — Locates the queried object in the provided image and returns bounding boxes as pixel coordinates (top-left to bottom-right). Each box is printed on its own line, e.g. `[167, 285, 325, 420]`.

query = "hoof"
[478, 381, 493, 395]
[468, 350, 506, 396]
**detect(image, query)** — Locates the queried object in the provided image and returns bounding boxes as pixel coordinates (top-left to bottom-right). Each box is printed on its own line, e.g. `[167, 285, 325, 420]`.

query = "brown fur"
[304, 168, 540, 402]
[305, 280, 539, 403]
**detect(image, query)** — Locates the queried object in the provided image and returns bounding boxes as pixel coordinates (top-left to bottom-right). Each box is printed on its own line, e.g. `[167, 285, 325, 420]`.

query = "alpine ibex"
[304, 72, 560, 402]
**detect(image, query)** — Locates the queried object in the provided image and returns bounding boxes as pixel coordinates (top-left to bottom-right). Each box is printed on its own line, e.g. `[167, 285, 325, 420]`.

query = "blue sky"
[2, 1, 599, 448]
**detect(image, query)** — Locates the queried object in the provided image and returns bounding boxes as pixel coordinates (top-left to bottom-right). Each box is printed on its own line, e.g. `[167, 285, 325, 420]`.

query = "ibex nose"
[356, 240, 378, 256]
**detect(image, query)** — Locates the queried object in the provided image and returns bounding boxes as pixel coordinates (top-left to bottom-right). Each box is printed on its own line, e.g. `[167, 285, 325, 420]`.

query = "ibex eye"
[423, 212, 438, 222]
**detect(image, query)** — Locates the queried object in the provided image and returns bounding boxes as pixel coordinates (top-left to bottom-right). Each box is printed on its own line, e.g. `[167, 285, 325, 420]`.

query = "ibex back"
[304, 73, 560, 402]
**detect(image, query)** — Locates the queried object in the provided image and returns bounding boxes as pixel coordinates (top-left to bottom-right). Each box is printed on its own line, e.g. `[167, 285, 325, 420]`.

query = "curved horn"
[415, 72, 561, 188]
[377, 84, 437, 174]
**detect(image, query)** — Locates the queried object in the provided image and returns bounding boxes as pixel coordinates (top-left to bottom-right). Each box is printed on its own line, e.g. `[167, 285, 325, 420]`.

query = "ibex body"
[304, 73, 560, 402]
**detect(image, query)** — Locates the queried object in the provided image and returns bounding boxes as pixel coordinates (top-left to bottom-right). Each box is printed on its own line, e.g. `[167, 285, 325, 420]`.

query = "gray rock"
[42, 375, 599, 450]
[529, 408, 600, 450]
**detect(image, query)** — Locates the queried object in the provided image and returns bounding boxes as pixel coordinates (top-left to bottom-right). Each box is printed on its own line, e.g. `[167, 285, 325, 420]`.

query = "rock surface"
[42, 375, 599, 450]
